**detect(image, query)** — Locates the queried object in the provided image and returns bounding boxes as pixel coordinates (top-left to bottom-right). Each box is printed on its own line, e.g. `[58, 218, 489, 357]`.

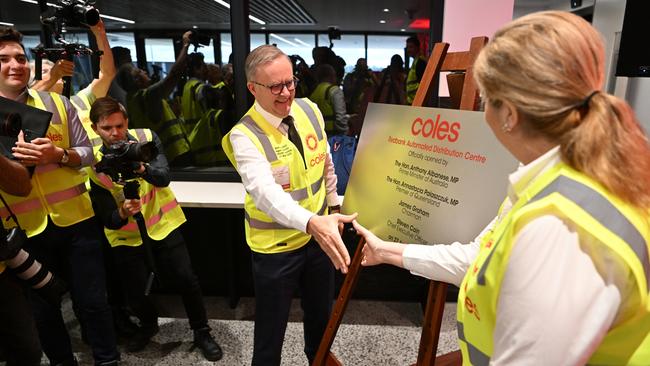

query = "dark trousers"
[251, 239, 334, 366]
[24, 217, 119, 365]
[112, 229, 208, 331]
[0, 272, 42, 366]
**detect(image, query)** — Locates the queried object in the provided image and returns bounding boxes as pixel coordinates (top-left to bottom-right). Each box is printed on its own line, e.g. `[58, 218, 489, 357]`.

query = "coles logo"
[47, 133, 63, 142]
[305, 133, 318, 151]
[411, 114, 461, 142]
[309, 152, 326, 167]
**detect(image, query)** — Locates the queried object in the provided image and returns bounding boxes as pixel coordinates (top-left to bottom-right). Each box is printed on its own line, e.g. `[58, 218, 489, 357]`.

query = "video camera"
[0, 224, 67, 306]
[95, 140, 158, 184]
[41, 0, 100, 34]
[33, 0, 103, 97]
[188, 30, 211, 52]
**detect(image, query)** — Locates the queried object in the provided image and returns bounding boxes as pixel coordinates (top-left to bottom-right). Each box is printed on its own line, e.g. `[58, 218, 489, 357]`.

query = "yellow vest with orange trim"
[406, 56, 425, 104]
[222, 98, 329, 254]
[457, 162, 650, 365]
[0, 89, 94, 237]
[308, 82, 336, 134]
[88, 128, 186, 247]
[70, 90, 103, 150]
[181, 78, 205, 128]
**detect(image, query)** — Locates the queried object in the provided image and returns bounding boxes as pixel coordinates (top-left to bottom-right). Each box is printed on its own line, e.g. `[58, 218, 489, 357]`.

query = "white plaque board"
[343, 103, 518, 245]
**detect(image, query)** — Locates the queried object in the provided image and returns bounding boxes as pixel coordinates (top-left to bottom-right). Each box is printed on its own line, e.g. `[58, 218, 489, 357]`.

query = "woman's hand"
[353, 220, 407, 268]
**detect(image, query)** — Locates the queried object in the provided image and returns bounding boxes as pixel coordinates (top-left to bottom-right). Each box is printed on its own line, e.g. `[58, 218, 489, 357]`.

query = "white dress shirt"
[402, 146, 633, 365]
[229, 101, 340, 233]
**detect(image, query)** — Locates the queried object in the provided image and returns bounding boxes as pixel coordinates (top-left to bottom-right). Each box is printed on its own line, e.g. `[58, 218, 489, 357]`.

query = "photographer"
[0, 155, 42, 366]
[118, 31, 191, 165]
[0, 26, 119, 366]
[87, 96, 223, 361]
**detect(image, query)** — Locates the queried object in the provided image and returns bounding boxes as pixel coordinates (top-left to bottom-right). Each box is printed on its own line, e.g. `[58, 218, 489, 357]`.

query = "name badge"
[272, 165, 291, 190]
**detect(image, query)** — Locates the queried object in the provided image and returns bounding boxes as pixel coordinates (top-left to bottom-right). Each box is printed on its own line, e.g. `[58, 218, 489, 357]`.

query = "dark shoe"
[53, 357, 79, 366]
[113, 308, 139, 338]
[125, 324, 159, 352]
[192, 328, 223, 361]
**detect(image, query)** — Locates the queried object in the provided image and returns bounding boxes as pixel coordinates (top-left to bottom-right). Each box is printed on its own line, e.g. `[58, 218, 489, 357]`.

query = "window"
[144, 38, 175, 80]
[106, 32, 137, 62]
[269, 33, 314, 65]
[221, 33, 266, 65]
[319, 34, 364, 73]
[22, 35, 41, 61]
[367, 35, 407, 71]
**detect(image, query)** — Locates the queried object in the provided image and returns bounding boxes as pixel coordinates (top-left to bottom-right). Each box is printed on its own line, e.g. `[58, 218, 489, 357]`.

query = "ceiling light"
[400, 28, 406, 32]
[121, 25, 126, 29]
[213, 0, 266, 25]
[0, 22, 15, 26]
[100, 14, 135, 24]
[379, 20, 386, 24]
[261, 26, 266, 30]
[192, 25, 198, 29]
[383, 8, 390, 12]
[270, 33, 298, 47]
[293, 38, 311, 47]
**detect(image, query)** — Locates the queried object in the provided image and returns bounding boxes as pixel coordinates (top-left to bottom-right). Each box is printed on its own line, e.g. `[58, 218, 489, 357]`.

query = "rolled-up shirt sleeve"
[63, 98, 93, 166]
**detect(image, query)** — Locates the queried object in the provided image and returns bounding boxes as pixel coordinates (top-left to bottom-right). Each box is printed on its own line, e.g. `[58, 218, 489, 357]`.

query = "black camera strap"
[0, 192, 23, 230]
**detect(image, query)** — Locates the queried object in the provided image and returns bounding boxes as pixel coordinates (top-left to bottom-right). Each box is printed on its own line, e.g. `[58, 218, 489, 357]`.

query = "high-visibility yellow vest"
[70, 91, 103, 150]
[222, 98, 329, 253]
[0, 89, 94, 237]
[88, 128, 186, 247]
[126, 89, 191, 162]
[457, 162, 650, 365]
[181, 78, 205, 128]
[187, 108, 228, 165]
[406, 56, 425, 104]
[0, 261, 5, 274]
[308, 82, 336, 134]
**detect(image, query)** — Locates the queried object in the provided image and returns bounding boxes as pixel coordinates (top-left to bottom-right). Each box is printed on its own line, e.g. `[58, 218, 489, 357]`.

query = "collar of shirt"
[253, 101, 291, 135]
[507, 145, 562, 203]
[16, 87, 29, 104]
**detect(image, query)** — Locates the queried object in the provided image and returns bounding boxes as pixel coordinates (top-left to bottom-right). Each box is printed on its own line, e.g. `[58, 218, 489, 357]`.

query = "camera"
[95, 140, 158, 183]
[0, 112, 21, 138]
[0, 226, 67, 306]
[41, 0, 100, 29]
[188, 30, 211, 49]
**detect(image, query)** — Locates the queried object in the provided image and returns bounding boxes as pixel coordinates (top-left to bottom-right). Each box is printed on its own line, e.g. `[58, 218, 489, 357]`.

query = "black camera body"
[95, 140, 158, 184]
[189, 30, 211, 49]
[41, 0, 100, 30]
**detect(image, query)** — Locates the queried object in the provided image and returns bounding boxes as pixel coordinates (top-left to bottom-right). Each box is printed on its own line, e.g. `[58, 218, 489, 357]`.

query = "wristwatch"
[60, 149, 69, 164]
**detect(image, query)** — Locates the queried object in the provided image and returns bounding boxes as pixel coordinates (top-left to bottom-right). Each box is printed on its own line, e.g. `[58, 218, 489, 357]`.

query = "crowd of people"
[1, 8, 649, 366]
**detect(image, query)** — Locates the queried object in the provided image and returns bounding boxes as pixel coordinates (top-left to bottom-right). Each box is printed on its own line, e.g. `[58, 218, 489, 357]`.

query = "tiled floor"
[16, 296, 460, 365]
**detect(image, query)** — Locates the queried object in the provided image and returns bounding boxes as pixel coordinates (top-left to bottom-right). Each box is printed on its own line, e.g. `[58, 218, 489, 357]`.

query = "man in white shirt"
[222, 45, 357, 366]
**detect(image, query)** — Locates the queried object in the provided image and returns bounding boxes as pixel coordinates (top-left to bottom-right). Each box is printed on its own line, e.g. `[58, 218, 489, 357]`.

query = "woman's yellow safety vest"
[457, 162, 650, 365]
[308, 82, 336, 134]
[88, 129, 186, 247]
[222, 98, 329, 254]
[70, 91, 103, 149]
[0, 90, 94, 237]
[406, 56, 425, 104]
[126, 90, 191, 162]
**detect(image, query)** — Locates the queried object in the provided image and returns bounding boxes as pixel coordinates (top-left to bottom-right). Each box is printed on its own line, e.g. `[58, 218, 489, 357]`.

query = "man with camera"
[0, 155, 42, 365]
[87, 96, 223, 361]
[0, 27, 119, 365]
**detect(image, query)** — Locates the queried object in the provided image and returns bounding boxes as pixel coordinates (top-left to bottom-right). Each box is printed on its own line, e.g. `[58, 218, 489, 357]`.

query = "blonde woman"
[354, 11, 650, 365]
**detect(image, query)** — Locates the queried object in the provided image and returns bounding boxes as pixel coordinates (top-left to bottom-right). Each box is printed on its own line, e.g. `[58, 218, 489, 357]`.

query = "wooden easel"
[312, 36, 488, 366]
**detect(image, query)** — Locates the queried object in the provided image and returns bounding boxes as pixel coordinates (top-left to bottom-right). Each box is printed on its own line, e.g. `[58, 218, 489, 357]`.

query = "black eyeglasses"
[251, 77, 299, 95]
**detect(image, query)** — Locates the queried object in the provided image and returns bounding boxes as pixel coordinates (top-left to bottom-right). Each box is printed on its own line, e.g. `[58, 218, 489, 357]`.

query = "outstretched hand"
[352, 220, 386, 266]
[307, 212, 358, 274]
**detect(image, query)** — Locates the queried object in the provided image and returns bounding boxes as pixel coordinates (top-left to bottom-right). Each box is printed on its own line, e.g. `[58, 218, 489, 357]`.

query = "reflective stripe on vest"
[458, 164, 650, 365]
[476, 175, 650, 289]
[222, 98, 329, 253]
[89, 128, 186, 246]
[0, 90, 93, 236]
[457, 322, 489, 366]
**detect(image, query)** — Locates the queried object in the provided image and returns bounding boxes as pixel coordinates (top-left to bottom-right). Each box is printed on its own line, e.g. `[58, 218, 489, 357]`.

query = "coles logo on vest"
[305, 133, 318, 151]
[47, 133, 64, 142]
